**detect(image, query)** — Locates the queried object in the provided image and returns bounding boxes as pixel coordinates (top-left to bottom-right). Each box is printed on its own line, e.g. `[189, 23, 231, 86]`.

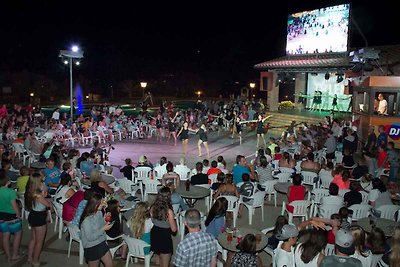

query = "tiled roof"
[254, 44, 400, 72]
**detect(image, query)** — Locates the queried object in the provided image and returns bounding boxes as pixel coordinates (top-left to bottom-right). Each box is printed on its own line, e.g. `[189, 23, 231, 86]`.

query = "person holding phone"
[79, 193, 113, 267]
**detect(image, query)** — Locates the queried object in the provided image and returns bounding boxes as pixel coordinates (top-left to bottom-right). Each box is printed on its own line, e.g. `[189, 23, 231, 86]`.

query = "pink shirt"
[332, 174, 350, 190]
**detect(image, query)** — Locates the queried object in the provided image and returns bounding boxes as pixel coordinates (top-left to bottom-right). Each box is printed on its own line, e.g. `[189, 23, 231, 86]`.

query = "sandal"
[10, 255, 24, 261]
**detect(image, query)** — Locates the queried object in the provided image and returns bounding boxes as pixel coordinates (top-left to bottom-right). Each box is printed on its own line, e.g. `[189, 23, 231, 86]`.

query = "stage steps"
[262, 111, 326, 137]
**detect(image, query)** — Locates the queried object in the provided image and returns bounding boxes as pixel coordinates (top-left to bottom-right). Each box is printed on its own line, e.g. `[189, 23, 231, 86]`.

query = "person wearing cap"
[319, 228, 362, 267]
[274, 224, 299, 267]
[136, 155, 153, 169]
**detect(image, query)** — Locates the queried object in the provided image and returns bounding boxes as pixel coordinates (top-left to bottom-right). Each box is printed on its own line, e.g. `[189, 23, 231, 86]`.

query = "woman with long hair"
[167, 112, 178, 146]
[177, 121, 189, 156]
[349, 225, 372, 266]
[294, 229, 327, 267]
[89, 169, 113, 197]
[194, 123, 210, 158]
[367, 227, 390, 255]
[205, 197, 228, 239]
[150, 186, 177, 267]
[267, 215, 288, 250]
[79, 193, 113, 267]
[226, 233, 263, 266]
[212, 174, 239, 199]
[25, 172, 52, 266]
[126, 201, 153, 257]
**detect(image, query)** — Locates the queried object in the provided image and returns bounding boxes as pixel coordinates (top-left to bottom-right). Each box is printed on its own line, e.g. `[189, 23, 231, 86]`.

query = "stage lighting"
[324, 72, 330, 80]
[363, 59, 374, 72]
[336, 75, 344, 83]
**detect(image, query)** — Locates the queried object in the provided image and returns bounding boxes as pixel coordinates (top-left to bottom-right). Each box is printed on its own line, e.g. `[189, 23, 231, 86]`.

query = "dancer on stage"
[167, 112, 178, 146]
[310, 91, 322, 112]
[294, 92, 308, 111]
[177, 121, 190, 155]
[193, 123, 210, 158]
[232, 116, 243, 145]
[151, 113, 164, 142]
[245, 114, 273, 148]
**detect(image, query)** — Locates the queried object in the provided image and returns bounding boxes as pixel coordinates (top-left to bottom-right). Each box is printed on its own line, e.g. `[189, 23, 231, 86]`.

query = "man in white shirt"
[274, 224, 299, 267]
[319, 183, 344, 218]
[377, 93, 388, 115]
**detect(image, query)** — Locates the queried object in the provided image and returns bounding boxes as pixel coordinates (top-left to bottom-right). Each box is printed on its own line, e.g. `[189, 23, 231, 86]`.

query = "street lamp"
[59, 45, 84, 120]
[140, 82, 147, 99]
[249, 83, 256, 100]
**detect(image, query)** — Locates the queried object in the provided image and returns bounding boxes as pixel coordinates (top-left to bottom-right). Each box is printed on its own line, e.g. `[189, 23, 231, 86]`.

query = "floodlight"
[72, 45, 79, 52]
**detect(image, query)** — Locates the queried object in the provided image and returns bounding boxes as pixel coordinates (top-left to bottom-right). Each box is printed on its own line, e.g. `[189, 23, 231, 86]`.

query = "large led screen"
[286, 3, 350, 55]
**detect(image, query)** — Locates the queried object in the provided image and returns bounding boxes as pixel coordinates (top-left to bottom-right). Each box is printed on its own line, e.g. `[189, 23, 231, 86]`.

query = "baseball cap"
[276, 224, 299, 240]
[138, 155, 146, 164]
[335, 228, 355, 255]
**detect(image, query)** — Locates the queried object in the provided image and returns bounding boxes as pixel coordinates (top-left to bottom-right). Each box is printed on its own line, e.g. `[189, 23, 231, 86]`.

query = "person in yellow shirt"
[16, 167, 30, 194]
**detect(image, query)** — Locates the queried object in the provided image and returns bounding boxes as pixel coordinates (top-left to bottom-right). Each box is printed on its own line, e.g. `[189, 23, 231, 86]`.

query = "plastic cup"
[256, 233, 262, 244]
[227, 232, 233, 242]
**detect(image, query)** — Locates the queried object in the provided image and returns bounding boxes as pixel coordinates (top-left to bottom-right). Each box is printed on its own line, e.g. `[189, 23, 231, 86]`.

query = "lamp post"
[59, 45, 83, 120]
[140, 82, 147, 99]
[249, 82, 256, 100]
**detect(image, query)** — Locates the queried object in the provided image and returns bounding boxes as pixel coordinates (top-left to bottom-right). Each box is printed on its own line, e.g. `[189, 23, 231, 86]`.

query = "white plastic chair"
[376, 205, 400, 221]
[153, 165, 167, 180]
[360, 191, 369, 204]
[52, 201, 64, 239]
[281, 200, 311, 224]
[134, 167, 152, 199]
[274, 172, 291, 183]
[107, 234, 125, 259]
[371, 254, 384, 267]
[123, 235, 153, 267]
[239, 191, 266, 225]
[348, 204, 370, 221]
[208, 173, 218, 184]
[218, 195, 239, 227]
[279, 167, 295, 174]
[175, 167, 191, 182]
[309, 188, 329, 217]
[13, 143, 29, 166]
[319, 173, 333, 189]
[142, 179, 161, 201]
[117, 177, 140, 196]
[261, 180, 278, 207]
[301, 171, 318, 189]
[67, 224, 84, 265]
[325, 243, 335, 256]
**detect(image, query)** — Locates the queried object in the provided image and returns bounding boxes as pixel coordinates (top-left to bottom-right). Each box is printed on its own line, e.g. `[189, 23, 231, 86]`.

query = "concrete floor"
[2, 127, 291, 267]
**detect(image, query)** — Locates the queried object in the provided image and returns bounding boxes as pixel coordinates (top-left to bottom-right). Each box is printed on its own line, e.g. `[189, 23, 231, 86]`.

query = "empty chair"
[67, 224, 84, 265]
[239, 191, 267, 225]
[153, 165, 167, 180]
[208, 173, 218, 184]
[13, 143, 29, 166]
[376, 204, 400, 221]
[261, 180, 278, 207]
[174, 167, 191, 182]
[348, 204, 370, 221]
[123, 235, 153, 267]
[52, 201, 64, 239]
[218, 195, 239, 227]
[281, 200, 311, 224]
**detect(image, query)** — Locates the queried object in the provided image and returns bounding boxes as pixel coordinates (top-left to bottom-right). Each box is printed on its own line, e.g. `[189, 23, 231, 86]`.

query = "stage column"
[268, 72, 280, 111]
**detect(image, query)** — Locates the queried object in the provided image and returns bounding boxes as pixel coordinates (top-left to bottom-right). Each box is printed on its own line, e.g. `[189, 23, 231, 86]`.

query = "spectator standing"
[174, 208, 218, 267]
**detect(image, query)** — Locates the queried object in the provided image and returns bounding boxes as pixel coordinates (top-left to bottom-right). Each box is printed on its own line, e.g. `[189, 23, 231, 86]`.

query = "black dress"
[256, 120, 264, 134]
[332, 96, 338, 106]
[198, 128, 208, 142]
[179, 128, 189, 141]
[150, 219, 173, 254]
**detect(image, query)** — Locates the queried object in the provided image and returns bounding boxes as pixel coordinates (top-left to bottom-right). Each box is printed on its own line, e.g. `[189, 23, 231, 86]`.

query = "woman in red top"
[332, 166, 350, 190]
[286, 174, 306, 213]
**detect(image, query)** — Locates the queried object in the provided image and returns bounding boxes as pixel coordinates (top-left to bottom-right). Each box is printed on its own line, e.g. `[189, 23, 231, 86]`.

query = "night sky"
[0, 0, 399, 95]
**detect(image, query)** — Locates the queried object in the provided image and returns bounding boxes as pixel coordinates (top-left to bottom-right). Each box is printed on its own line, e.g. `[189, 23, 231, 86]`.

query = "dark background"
[0, 0, 399, 100]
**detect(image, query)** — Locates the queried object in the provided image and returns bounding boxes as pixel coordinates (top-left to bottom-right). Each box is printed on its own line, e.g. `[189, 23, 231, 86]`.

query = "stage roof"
[254, 44, 400, 73]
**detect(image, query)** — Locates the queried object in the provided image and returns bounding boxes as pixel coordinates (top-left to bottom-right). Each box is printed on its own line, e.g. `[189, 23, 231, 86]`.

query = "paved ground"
[2, 127, 292, 267]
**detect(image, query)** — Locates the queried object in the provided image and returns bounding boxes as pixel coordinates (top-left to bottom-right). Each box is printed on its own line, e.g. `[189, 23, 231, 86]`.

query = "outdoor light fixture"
[336, 74, 344, 83]
[140, 82, 147, 98]
[249, 83, 256, 89]
[75, 61, 80, 66]
[30, 92, 34, 97]
[324, 72, 330, 80]
[59, 45, 84, 120]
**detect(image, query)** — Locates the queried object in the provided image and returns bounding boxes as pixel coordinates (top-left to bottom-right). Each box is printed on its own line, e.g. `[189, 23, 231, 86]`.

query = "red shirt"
[332, 174, 350, 190]
[378, 151, 389, 168]
[207, 167, 222, 175]
[274, 154, 283, 160]
[286, 185, 306, 213]
[327, 230, 335, 244]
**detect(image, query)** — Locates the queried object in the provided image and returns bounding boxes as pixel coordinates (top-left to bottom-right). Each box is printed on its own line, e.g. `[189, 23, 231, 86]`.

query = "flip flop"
[9, 254, 25, 261]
